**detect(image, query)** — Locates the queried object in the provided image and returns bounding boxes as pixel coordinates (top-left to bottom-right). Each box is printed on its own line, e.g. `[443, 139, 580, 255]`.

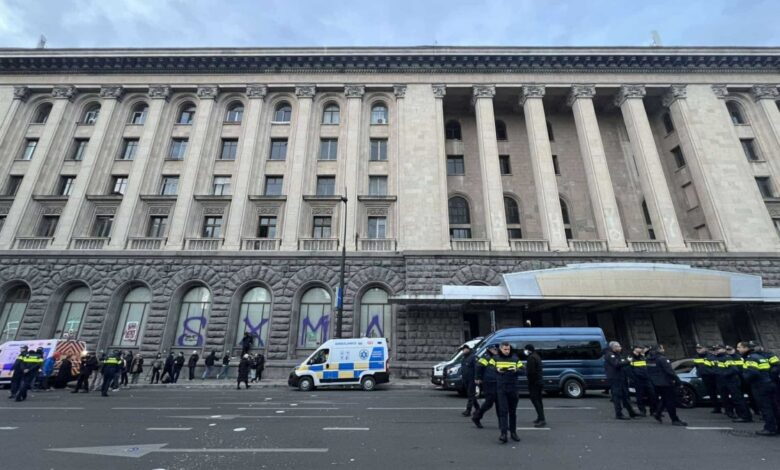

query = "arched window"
[546, 121, 555, 141]
[448, 196, 471, 239]
[298, 287, 331, 348]
[726, 101, 747, 125]
[32, 103, 52, 124]
[504, 197, 522, 239]
[495, 120, 508, 141]
[113, 287, 151, 347]
[174, 286, 211, 348]
[55, 286, 90, 339]
[128, 103, 148, 125]
[273, 102, 292, 123]
[641, 200, 656, 240]
[371, 103, 388, 125]
[560, 198, 572, 239]
[360, 288, 390, 339]
[445, 120, 462, 140]
[0, 286, 30, 342]
[225, 102, 244, 123]
[662, 113, 674, 134]
[82, 103, 101, 125]
[322, 103, 340, 125]
[236, 287, 272, 348]
[177, 103, 196, 125]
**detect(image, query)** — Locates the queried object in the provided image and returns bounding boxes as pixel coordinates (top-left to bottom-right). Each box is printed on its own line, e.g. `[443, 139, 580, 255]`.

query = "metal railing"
[241, 238, 281, 251]
[13, 237, 52, 250]
[450, 239, 491, 251]
[127, 237, 166, 250]
[686, 240, 727, 253]
[628, 240, 668, 252]
[510, 239, 549, 252]
[184, 238, 224, 251]
[358, 238, 397, 251]
[298, 238, 339, 251]
[70, 237, 108, 250]
[568, 239, 608, 252]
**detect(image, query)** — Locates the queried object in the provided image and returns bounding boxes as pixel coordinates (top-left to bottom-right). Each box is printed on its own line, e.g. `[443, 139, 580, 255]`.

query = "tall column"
[752, 85, 780, 166]
[342, 85, 364, 251]
[567, 85, 628, 250]
[280, 85, 315, 251]
[520, 85, 568, 251]
[0, 87, 30, 204]
[51, 86, 124, 249]
[432, 84, 452, 249]
[0, 87, 29, 153]
[616, 85, 686, 251]
[472, 85, 509, 250]
[108, 85, 170, 249]
[165, 85, 219, 249]
[392, 84, 406, 250]
[0, 85, 75, 249]
[223, 84, 267, 250]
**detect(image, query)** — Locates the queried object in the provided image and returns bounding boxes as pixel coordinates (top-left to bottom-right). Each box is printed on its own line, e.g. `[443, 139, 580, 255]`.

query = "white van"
[0, 339, 86, 384]
[288, 338, 390, 391]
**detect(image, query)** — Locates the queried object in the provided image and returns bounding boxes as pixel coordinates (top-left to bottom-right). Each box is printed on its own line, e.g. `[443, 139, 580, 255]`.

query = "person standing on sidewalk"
[460, 345, 478, 418]
[130, 353, 144, 385]
[253, 352, 265, 383]
[90, 350, 106, 391]
[173, 352, 185, 383]
[604, 341, 639, 420]
[472, 344, 499, 429]
[524, 344, 546, 427]
[72, 351, 96, 393]
[240, 332, 254, 357]
[237, 354, 251, 389]
[150, 353, 163, 384]
[202, 350, 216, 379]
[100, 351, 122, 397]
[694, 344, 720, 415]
[494, 342, 523, 444]
[160, 351, 175, 383]
[217, 351, 231, 380]
[187, 350, 199, 381]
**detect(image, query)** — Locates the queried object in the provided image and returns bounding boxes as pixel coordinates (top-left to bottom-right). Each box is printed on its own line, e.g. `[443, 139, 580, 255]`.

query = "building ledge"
[194, 195, 232, 201]
[85, 194, 123, 201]
[32, 195, 68, 202]
[139, 194, 178, 201]
[248, 195, 287, 201]
[357, 195, 397, 202]
[303, 195, 343, 202]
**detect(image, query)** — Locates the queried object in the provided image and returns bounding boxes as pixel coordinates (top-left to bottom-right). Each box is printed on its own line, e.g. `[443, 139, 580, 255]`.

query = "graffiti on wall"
[177, 316, 207, 346]
[242, 315, 269, 347]
[300, 313, 330, 347]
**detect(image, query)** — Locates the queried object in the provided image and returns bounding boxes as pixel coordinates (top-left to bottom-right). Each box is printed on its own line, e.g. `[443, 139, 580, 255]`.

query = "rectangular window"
[446, 155, 464, 175]
[264, 176, 283, 196]
[92, 215, 114, 237]
[370, 139, 388, 161]
[202, 216, 223, 238]
[756, 177, 774, 198]
[312, 216, 332, 238]
[773, 219, 780, 237]
[741, 139, 761, 162]
[58, 176, 75, 196]
[168, 138, 188, 160]
[682, 183, 699, 209]
[147, 216, 168, 238]
[20, 139, 37, 161]
[269, 139, 288, 160]
[368, 175, 388, 196]
[671, 146, 686, 169]
[70, 139, 89, 161]
[5, 175, 23, 196]
[507, 228, 523, 239]
[37, 215, 59, 237]
[0, 216, 4, 234]
[111, 176, 128, 195]
[159, 176, 179, 196]
[316, 176, 336, 196]
[499, 155, 511, 175]
[119, 138, 139, 161]
[449, 228, 472, 239]
[220, 138, 239, 160]
[319, 138, 338, 160]
[212, 176, 231, 196]
[367, 216, 387, 239]
[694, 224, 711, 240]
[552, 155, 561, 176]
[257, 216, 277, 238]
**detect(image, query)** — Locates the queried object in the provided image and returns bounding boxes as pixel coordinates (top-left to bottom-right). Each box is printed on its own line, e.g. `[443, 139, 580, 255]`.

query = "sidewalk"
[124, 378, 434, 390]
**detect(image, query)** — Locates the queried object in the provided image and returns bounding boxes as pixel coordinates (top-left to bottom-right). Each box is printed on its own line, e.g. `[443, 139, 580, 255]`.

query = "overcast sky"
[0, 0, 777, 49]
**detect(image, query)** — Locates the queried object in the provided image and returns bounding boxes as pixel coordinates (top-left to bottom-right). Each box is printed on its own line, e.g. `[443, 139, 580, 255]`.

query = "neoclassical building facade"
[1, 47, 780, 375]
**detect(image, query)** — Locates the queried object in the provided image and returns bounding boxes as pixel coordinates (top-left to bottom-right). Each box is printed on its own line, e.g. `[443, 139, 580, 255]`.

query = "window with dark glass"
[202, 216, 223, 238]
[662, 113, 674, 134]
[370, 139, 387, 161]
[368, 176, 388, 196]
[269, 139, 288, 160]
[212, 176, 231, 196]
[312, 216, 332, 238]
[119, 138, 138, 161]
[757, 177, 774, 198]
[128, 103, 148, 125]
[70, 139, 89, 161]
[58, 176, 75, 196]
[111, 176, 128, 195]
[495, 120, 508, 140]
[160, 176, 179, 195]
[32, 103, 51, 124]
[257, 216, 277, 238]
[552, 155, 561, 175]
[264, 176, 283, 196]
[319, 138, 338, 160]
[445, 121, 462, 140]
[273, 103, 292, 122]
[741, 139, 760, 161]
[147, 216, 168, 238]
[92, 215, 113, 237]
[82, 104, 100, 125]
[20, 139, 37, 161]
[4, 175, 22, 196]
[499, 155, 511, 175]
[367, 216, 387, 239]
[220, 139, 238, 160]
[641, 200, 656, 240]
[447, 155, 465, 175]
[726, 101, 746, 125]
[178, 104, 196, 124]
[505, 196, 522, 239]
[0, 286, 29, 342]
[371, 104, 388, 125]
[316, 176, 335, 196]
[168, 138, 188, 160]
[322, 104, 340, 125]
[37, 215, 59, 237]
[448, 197, 470, 224]
[450, 228, 471, 239]
[671, 146, 686, 169]
[547, 121, 555, 141]
[560, 198, 573, 239]
[225, 102, 244, 123]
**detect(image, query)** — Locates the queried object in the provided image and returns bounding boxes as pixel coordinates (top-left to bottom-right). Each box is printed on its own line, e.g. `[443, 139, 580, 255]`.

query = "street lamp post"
[335, 195, 348, 339]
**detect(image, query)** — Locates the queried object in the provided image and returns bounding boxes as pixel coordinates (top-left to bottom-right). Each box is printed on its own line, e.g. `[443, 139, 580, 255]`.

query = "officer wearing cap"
[7, 345, 29, 399]
[694, 344, 720, 414]
[714, 344, 752, 422]
[460, 344, 478, 418]
[472, 344, 499, 429]
[100, 350, 123, 397]
[627, 345, 656, 417]
[737, 341, 779, 436]
[494, 341, 524, 443]
[15, 347, 43, 402]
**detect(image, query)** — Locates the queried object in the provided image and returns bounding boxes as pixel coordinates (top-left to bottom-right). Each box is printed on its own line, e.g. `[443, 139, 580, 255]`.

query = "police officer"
[460, 345, 478, 418]
[15, 347, 43, 402]
[646, 344, 687, 426]
[756, 345, 780, 409]
[472, 344, 499, 429]
[627, 345, 656, 417]
[604, 341, 638, 420]
[738, 341, 780, 436]
[524, 344, 546, 427]
[714, 345, 752, 422]
[100, 351, 123, 397]
[7, 345, 28, 399]
[694, 344, 720, 414]
[494, 341, 523, 443]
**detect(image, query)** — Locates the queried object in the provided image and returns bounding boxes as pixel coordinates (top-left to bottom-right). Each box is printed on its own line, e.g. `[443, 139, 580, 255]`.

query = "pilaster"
[342, 85, 364, 251]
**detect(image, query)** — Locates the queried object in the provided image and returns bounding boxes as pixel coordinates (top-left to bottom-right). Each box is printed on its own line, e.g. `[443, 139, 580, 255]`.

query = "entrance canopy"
[391, 263, 780, 305]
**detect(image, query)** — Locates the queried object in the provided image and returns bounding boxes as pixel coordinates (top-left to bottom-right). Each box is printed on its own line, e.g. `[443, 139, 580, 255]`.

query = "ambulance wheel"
[298, 376, 315, 392]
[360, 375, 376, 391]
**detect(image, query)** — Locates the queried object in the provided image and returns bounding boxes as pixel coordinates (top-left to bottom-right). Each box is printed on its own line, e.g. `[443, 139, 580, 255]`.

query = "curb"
[121, 380, 435, 390]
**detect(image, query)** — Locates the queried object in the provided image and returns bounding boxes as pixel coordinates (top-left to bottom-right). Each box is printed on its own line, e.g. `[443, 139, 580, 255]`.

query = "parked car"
[673, 358, 711, 408]
[431, 337, 483, 387]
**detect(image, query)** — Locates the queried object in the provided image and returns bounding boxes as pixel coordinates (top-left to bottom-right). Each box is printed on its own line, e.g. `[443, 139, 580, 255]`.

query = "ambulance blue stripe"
[323, 371, 338, 380]
[338, 363, 354, 370]
[353, 371, 361, 379]
[309, 365, 324, 371]
[369, 362, 384, 370]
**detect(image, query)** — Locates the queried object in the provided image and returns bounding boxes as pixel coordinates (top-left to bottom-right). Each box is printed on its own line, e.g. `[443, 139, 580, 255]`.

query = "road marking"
[233, 427, 246, 432]
[518, 407, 596, 410]
[515, 427, 551, 431]
[146, 428, 192, 431]
[48, 444, 328, 458]
[0, 426, 19, 430]
[112, 407, 211, 410]
[0, 407, 84, 410]
[322, 427, 370, 431]
[171, 415, 355, 420]
[237, 407, 338, 411]
[686, 426, 733, 430]
[367, 407, 463, 410]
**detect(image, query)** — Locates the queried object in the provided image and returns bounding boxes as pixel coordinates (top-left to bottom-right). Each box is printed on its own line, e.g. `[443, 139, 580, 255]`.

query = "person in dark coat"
[524, 344, 546, 427]
[54, 354, 74, 389]
[604, 341, 639, 420]
[217, 352, 231, 380]
[647, 344, 687, 426]
[8, 346, 29, 399]
[714, 344, 752, 422]
[150, 353, 163, 384]
[494, 342, 524, 443]
[15, 348, 43, 402]
[252, 352, 265, 383]
[738, 341, 779, 436]
[694, 344, 720, 414]
[187, 350, 199, 381]
[101, 351, 123, 397]
[240, 332, 254, 357]
[130, 353, 144, 384]
[161, 352, 175, 383]
[237, 354, 251, 389]
[173, 352, 185, 383]
[472, 344, 499, 429]
[627, 345, 657, 417]
[72, 352, 98, 393]
[202, 351, 216, 379]
[460, 345, 478, 417]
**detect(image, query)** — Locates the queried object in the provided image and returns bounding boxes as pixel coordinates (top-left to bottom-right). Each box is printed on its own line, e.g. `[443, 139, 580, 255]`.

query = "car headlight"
[447, 364, 461, 376]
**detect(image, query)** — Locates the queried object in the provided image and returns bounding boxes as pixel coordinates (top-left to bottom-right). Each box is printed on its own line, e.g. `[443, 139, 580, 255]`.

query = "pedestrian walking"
[161, 352, 175, 383]
[524, 344, 546, 427]
[253, 352, 265, 383]
[173, 352, 185, 383]
[8, 345, 29, 399]
[494, 342, 523, 444]
[604, 341, 639, 420]
[460, 344, 478, 418]
[150, 353, 163, 384]
[217, 352, 231, 380]
[240, 332, 254, 357]
[187, 350, 199, 381]
[472, 344, 499, 429]
[694, 344, 720, 414]
[647, 344, 687, 426]
[738, 341, 779, 436]
[130, 353, 144, 384]
[237, 354, 251, 389]
[627, 345, 657, 417]
[101, 351, 123, 397]
[90, 351, 106, 391]
[202, 350, 216, 379]
[714, 345, 752, 422]
[72, 351, 97, 393]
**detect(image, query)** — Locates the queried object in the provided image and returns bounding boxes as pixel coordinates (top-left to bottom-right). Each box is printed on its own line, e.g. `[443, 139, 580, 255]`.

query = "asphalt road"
[2, 385, 780, 470]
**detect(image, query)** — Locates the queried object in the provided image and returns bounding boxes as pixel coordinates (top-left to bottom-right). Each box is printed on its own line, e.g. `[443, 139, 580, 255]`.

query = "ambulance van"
[288, 338, 390, 391]
[0, 339, 86, 385]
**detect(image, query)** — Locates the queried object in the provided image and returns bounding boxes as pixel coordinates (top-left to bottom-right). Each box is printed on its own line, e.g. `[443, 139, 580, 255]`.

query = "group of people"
[458, 342, 546, 444]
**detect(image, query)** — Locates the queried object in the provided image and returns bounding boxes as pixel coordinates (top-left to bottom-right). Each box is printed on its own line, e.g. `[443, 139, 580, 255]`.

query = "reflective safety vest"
[742, 352, 773, 385]
[630, 360, 647, 367]
[104, 358, 122, 366]
[21, 355, 43, 365]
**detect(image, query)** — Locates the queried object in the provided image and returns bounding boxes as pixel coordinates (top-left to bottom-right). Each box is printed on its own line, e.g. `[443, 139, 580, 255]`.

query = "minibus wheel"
[360, 375, 376, 391]
[562, 378, 584, 399]
[298, 376, 315, 392]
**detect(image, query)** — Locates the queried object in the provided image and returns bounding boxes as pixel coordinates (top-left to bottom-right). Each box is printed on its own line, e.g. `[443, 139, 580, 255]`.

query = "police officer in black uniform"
[604, 341, 639, 420]
[627, 345, 656, 417]
[694, 344, 720, 414]
[494, 341, 523, 443]
[460, 344, 478, 417]
[15, 347, 43, 402]
[647, 344, 687, 426]
[7, 345, 28, 399]
[738, 341, 779, 436]
[101, 351, 123, 397]
[472, 344, 499, 429]
[714, 345, 752, 422]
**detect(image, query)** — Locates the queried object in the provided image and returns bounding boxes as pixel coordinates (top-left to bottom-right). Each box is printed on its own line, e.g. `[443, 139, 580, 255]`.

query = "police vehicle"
[288, 338, 390, 391]
[431, 337, 483, 387]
